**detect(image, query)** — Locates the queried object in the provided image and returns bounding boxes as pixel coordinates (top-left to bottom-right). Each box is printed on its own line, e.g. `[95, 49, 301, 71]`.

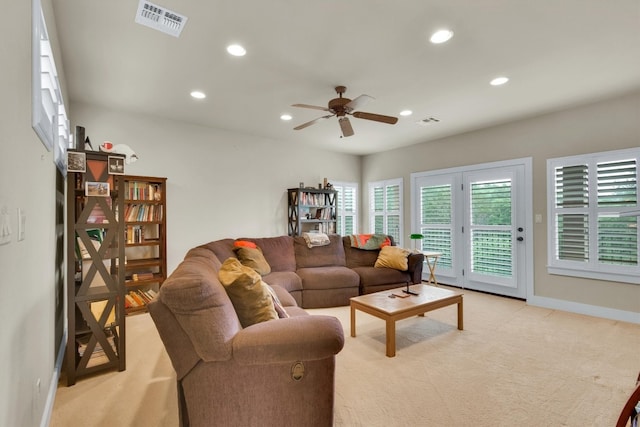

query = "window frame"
[546, 147, 640, 284]
[332, 181, 358, 236]
[368, 178, 403, 246]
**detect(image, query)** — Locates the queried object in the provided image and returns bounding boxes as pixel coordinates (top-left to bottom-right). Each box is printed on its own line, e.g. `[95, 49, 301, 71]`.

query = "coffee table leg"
[457, 298, 464, 330]
[386, 319, 396, 357]
[350, 304, 356, 337]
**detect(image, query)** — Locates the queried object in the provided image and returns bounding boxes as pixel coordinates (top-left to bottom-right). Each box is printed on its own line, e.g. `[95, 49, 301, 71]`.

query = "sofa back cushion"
[158, 247, 241, 362]
[343, 235, 396, 268]
[294, 234, 346, 268]
[199, 238, 236, 263]
[238, 236, 296, 272]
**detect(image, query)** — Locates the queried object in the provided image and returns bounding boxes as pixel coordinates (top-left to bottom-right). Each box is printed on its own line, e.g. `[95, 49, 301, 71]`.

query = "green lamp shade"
[410, 233, 424, 239]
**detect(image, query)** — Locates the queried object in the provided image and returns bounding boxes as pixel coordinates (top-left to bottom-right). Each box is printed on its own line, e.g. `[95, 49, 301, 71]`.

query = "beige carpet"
[50, 287, 640, 426]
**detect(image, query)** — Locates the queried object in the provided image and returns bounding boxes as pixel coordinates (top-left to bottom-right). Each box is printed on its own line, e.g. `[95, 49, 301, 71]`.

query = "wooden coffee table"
[350, 284, 463, 357]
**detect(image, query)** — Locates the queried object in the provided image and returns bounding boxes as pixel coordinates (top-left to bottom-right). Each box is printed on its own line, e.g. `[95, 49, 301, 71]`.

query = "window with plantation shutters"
[547, 148, 640, 284]
[333, 182, 358, 235]
[420, 184, 453, 269]
[369, 179, 403, 246]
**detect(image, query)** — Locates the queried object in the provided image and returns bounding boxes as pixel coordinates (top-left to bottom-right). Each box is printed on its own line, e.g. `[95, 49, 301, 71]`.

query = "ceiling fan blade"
[345, 94, 374, 113]
[291, 103, 331, 112]
[352, 111, 398, 125]
[293, 114, 334, 130]
[339, 117, 354, 137]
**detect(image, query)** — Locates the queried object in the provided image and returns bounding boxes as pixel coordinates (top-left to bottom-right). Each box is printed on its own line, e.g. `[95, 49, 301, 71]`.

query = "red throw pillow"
[234, 240, 257, 249]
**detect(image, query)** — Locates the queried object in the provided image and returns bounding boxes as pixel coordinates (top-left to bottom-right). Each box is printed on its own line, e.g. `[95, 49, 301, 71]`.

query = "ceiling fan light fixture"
[226, 44, 246, 57]
[430, 29, 454, 44]
[400, 110, 413, 116]
[280, 114, 292, 121]
[339, 117, 354, 137]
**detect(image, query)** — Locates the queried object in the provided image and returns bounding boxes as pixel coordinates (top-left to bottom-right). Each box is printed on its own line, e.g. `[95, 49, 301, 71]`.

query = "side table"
[423, 251, 442, 285]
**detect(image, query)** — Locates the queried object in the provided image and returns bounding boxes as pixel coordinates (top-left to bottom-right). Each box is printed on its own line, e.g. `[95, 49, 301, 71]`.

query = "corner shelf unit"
[65, 150, 126, 386]
[287, 187, 337, 236]
[123, 175, 167, 315]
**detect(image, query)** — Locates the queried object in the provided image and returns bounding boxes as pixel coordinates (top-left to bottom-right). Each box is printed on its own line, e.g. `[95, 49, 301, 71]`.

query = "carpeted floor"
[50, 287, 640, 426]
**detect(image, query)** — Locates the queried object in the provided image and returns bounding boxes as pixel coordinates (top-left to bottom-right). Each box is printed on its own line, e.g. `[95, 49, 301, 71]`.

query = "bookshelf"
[123, 175, 167, 314]
[65, 150, 126, 386]
[287, 187, 337, 236]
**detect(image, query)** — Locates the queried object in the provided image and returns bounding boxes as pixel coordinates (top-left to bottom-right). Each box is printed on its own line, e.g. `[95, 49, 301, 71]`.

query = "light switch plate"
[17, 208, 25, 241]
[0, 206, 10, 245]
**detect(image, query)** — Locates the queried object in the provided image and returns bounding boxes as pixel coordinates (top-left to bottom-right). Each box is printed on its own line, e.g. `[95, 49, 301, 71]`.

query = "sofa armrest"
[407, 252, 425, 284]
[233, 315, 344, 365]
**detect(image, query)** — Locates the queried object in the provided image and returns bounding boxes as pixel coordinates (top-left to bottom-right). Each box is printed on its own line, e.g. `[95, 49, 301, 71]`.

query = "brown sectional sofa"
[201, 234, 424, 308]
[148, 234, 424, 426]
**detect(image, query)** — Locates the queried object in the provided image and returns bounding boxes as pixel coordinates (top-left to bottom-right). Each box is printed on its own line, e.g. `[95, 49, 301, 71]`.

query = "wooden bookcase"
[65, 150, 126, 386]
[287, 187, 337, 236]
[122, 175, 167, 314]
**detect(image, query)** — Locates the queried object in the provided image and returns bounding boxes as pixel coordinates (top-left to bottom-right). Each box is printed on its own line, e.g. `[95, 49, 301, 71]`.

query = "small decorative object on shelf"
[66, 149, 126, 386]
[287, 187, 337, 236]
[122, 175, 167, 315]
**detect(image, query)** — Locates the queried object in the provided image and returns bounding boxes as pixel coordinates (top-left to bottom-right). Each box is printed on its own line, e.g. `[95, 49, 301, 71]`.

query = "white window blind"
[547, 148, 640, 284]
[369, 178, 403, 245]
[333, 182, 358, 235]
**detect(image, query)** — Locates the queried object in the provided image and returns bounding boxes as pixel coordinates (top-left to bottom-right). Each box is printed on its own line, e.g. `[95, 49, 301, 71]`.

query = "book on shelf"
[127, 182, 162, 201]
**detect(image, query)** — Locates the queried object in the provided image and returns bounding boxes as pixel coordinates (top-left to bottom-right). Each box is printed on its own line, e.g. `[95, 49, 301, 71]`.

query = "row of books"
[306, 207, 334, 220]
[125, 288, 158, 309]
[125, 182, 161, 201]
[124, 204, 163, 222]
[126, 225, 147, 244]
[298, 192, 330, 206]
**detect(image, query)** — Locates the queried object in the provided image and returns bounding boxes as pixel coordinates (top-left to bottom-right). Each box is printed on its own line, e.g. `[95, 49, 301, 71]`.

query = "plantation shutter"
[334, 183, 357, 235]
[554, 164, 589, 261]
[597, 159, 637, 265]
[369, 179, 403, 245]
[420, 184, 452, 268]
[470, 180, 513, 277]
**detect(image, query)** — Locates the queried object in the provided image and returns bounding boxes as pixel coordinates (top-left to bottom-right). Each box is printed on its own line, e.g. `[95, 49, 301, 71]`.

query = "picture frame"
[85, 181, 110, 197]
[67, 151, 86, 173]
[108, 156, 125, 175]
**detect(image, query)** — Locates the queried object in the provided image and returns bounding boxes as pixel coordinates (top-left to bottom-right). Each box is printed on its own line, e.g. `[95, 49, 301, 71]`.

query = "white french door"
[412, 159, 532, 299]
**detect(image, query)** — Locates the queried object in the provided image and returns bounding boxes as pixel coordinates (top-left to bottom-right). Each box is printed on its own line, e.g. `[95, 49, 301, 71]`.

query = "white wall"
[0, 1, 61, 425]
[362, 90, 640, 317]
[69, 103, 361, 273]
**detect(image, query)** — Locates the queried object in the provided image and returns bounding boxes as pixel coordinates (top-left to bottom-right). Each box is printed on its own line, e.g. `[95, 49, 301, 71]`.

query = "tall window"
[547, 148, 640, 284]
[333, 181, 358, 235]
[369, 178, 403, 245]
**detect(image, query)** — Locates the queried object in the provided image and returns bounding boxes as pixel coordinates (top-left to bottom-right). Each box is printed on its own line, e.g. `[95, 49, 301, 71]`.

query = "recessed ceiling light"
[190, 91, 206, 99]
[280, 114, 292, 121]
[430, 29, 454, 44]
[400, 110, 413, 116]
[490, 76, 509, 86]
[226, 44, 246, 57]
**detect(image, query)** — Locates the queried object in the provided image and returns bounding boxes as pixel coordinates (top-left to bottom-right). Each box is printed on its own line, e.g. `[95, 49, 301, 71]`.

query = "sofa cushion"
[375, 245, 411, 270]
[265, 284, 289, 318]
[199, 239, 236, 263]
[234, 246, 271, 276]
[296, 266, 360, 290]
[218, 258, 278, 328]
[294, 234, 346, 268]
[239, 236, 296, 272]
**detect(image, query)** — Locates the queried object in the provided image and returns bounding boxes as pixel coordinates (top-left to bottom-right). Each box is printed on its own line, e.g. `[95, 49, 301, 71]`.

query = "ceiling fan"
[292, 86, 398, 137]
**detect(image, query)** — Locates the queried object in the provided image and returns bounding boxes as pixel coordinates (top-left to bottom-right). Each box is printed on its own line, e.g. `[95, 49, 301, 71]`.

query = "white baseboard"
[41, 330, 67, 427]
[527, 294, 640, 324]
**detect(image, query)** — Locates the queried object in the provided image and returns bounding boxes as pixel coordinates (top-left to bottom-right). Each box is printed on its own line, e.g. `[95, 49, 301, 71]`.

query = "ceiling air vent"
[417, 117, 440, 126]
[135, 0, 188, 38]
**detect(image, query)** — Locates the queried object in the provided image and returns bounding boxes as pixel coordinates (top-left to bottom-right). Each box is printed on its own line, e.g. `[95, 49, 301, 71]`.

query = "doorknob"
[517, 227, 524, 232]
[517, 237, 524, 242]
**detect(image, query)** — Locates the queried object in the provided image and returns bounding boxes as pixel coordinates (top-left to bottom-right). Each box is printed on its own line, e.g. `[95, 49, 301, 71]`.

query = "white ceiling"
[51, 0, 640, 156]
